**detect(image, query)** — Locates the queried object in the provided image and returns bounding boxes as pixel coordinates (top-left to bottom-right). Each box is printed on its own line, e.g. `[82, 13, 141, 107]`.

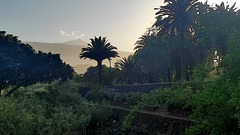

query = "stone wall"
[112, 107, 193, 135]
[106, 82, 181, 93]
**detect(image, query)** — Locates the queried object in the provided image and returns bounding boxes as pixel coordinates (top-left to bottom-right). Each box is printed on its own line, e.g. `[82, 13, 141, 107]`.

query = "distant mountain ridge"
[61, 39, 88, 46]
[25, 40, 132, 74]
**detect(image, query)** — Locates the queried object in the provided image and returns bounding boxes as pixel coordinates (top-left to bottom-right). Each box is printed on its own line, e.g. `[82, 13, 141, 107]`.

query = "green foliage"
[122, 2, 240, 132]
[0, 95, 48, 135]
[122, 102, 145, 130]
[48, 106, 91, 135]
[123, 44, 240, 132]
[72, 73, 85, 84]
[123, 85, 194, 130]
[84, 65, 119, 85]
[186, 32, 240, 135]
[220, 32, 240, 83]
[103, 88, 143, 106]
[186, 65, 213, 90]
[0, 79, 114, 135]
[143, 86, 194, 109]
[85, 86, 105, 102]
[88, 100, 113, 123]
[186, 79, 239, 135]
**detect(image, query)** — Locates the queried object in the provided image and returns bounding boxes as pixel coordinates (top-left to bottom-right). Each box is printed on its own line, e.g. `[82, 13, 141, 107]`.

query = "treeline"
[120, 1, 240, 134]
[82, 1, 240, 85]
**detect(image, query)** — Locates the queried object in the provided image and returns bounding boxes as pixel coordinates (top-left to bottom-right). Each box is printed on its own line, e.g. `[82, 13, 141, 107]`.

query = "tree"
[80, 36, 119, 84]
[154, 0, 199, 80]
[115, 55, 143, 84]
[193, 2, 240, 66]
[84, 65, 119, 85]
[134, 29, 172, 82]
[0, 31, 73, 96]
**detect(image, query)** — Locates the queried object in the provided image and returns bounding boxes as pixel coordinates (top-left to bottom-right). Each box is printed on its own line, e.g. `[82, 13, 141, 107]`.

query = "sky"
[0, 0, 239, 52]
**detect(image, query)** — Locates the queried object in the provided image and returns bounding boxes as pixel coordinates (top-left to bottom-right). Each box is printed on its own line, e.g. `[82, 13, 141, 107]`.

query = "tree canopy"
[0, 31, 73, 96]
[124, 1, 240, 84]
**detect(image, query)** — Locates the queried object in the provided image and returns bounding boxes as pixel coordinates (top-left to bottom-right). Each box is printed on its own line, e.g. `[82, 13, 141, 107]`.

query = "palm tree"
[154, 0, 198, 38]
[115, 55, 142, 84]
[134, 28, 173, 82]
[134, 27, 158, 53]
[80, 36, 119, 84]
[154, 0, 199, 80]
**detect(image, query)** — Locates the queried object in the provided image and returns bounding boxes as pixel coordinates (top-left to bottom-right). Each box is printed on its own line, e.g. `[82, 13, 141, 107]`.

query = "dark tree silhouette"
[84, 65, 119, 85]
[115, 55, 143, 84]
[191, 2, 240, 68]
[154, 0, 199, 80]
[80, 36, 119, 84]
[0, 31, 73, 96]
[134, 28, 173, 82]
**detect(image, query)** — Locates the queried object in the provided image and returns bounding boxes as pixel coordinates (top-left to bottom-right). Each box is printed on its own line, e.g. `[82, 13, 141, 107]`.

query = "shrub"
[88, 100, 113, 123]
[103, 88, 143, 106]
[0, 80, 101, 135]
[85, 86, 105, 102]
[0, 95, 48, 135]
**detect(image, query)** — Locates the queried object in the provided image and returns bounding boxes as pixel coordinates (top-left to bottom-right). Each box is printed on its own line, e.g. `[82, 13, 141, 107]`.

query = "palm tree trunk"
[97, 61, 102, 85]
[180, 51, 186, 81]
[108, 58, 112, 69]
[167, 40, 172, 82]
[180, 30, 186, 81]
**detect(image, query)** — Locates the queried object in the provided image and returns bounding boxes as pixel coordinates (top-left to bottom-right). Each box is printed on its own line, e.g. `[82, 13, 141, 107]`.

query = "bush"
[85, 86, 105, 102]
[88, 100, 113, 123]
[0, 79, 112, 135]
[0, 95, 48, 135]
[186, 79, 240, 135]
[103, 88, 143, 106]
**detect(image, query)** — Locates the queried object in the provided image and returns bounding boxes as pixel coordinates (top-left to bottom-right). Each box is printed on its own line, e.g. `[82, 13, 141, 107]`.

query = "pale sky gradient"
[0, 0, 239, 52]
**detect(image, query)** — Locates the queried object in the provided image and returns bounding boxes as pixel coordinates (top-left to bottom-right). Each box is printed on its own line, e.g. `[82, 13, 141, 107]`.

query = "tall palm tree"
[80, 36, 119, 84]
[154, 0, 198, 38]
[154, 0, 199, 80]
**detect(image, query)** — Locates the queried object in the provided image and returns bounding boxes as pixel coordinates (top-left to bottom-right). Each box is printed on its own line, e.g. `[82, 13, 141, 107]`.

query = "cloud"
[60, 30, 66, 35]
[75, 34, 85, 39]
[59, 30, 85, 39]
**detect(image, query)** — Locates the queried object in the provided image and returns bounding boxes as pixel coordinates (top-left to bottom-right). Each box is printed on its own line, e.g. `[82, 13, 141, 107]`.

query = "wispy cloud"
[59, 30, 85, 39]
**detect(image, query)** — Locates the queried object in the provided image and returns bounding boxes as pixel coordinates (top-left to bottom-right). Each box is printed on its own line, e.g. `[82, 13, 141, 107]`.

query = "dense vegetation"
[1, 0, 240, 134]
[0, 79, 114, 135]
[0, 31, 73, 96]
[119, 1, 240, 134]
[123, 31, 240, 134]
